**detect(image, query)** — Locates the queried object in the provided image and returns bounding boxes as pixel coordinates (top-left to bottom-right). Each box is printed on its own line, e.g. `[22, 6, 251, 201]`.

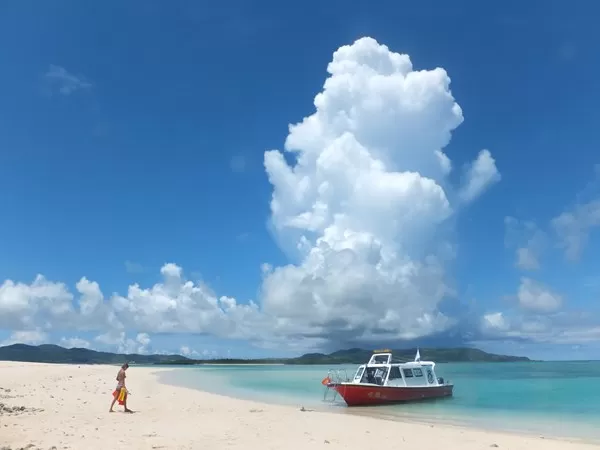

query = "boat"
[321, 349, 453, 406]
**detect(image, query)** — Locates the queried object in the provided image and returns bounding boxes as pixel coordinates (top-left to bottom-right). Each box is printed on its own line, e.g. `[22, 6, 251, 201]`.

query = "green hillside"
[286, 347, 530, 364]
[0, 343, 530, 365]
[0, 344, 185, 364]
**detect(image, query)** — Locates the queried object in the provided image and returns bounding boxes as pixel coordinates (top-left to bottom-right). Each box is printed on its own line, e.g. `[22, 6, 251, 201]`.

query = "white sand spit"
[0, 362, 598, 449]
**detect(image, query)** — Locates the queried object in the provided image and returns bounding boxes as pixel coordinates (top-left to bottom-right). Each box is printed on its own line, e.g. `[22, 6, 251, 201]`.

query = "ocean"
[157, 361, 600, 441]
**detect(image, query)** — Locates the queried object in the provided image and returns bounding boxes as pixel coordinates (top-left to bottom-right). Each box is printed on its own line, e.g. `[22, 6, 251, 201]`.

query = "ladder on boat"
[322, 368, 349, 403]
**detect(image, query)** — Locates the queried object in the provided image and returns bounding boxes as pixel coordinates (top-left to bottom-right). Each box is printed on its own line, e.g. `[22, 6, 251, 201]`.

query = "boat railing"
[322, 368, 350, 402]
[391, 357, 414, 363]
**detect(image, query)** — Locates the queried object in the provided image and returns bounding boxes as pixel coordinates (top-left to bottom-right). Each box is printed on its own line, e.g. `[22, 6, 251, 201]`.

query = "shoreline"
[194, 363, 286, 366]
[1, 361, 599, 449]
[156, 367, 600, 445]
[157, 367, 600, 446]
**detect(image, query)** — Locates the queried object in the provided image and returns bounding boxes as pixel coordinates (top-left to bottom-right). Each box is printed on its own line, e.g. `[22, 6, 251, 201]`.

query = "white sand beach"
[0, 361, 598, 450]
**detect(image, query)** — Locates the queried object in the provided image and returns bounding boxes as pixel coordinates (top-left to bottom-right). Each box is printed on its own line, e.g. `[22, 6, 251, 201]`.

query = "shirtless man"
[109, 362, 133, 413]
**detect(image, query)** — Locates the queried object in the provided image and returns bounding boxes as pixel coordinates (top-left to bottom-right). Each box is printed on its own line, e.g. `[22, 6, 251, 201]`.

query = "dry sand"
[0, 361, 598, 450]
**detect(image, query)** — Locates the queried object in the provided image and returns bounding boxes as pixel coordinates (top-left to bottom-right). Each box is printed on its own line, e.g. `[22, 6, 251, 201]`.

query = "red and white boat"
[322, 349, 453, 407]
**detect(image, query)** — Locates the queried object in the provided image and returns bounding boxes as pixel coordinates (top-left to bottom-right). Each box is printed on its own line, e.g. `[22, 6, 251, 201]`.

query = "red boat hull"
[333, 383, 453, 406]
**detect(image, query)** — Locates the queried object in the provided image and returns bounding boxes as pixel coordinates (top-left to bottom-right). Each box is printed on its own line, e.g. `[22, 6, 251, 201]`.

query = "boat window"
[372, 354, 388, 364]
[374, 368, 388, 385]
[362, 367, 388, 385]
[354, 367, 365, 380]
[388, 366, 402, 380]
[402, 368, 414, 378]
[361, 367, 376, 384]
[413, 368, 423, 377]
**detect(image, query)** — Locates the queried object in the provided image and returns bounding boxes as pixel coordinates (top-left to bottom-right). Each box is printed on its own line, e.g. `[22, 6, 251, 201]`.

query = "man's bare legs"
[123, 392, 133, 413]
[109, 390, 132, 413]
[109, 395, 118, 412]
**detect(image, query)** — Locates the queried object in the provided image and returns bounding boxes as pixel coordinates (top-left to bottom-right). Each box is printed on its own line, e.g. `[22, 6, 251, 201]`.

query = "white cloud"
[179, 345, 200, 357]
[0, 37, 503, 352]
[108, 265, 266, 340]
[95, 331, 152, 354]
[458, 149, 501, 204]
[478, 279, 586, 345]
[517, 277, 562, 314]
[505, 169, 600, 267]
[2, 330, 49, 346]
[504, 217, 546, 271]
[125, 260, 144, 274]
[261, 36, 498, 346]
[480, 310, 600, 345]
[161, 262, 183, 278]
[548, 167, 600, 261]
[44, 65, 92, 95]
[137, 332, 151, 348]
[481, 312, 511, 334]
[552, 200, 600, 262]
[76, 277, 103, 317]
[0, 264, 270, 350]
[260, 263, 272, 275]
[202, 349, 218, 358]
[60, 337, 90, 349]
[516, 248, 539, 271]
[551, 326, 600, 344]
[502, 167, 600, 268]
[480, 311, 549, 341]
[0, 275, 75, 330]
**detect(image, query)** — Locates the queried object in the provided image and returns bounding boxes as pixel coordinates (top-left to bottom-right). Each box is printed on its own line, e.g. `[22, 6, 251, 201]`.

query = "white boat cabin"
[349, 350, 446, 387]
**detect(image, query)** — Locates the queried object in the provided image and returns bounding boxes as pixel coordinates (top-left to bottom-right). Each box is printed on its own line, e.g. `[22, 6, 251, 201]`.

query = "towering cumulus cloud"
[261, 37, 499, 348]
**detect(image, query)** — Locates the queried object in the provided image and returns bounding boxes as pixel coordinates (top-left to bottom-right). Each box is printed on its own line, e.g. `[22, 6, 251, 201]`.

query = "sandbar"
[0, 361, 598, 450]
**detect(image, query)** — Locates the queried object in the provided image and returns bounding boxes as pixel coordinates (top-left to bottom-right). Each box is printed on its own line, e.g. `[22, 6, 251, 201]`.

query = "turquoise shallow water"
[157, 361, 600, 441]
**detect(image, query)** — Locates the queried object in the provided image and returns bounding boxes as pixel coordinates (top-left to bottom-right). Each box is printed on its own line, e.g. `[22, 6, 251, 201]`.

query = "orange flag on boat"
[321, 376, 331, 385]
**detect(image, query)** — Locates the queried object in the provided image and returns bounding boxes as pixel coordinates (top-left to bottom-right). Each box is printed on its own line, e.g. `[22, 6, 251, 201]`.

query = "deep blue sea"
[157, 361, 600, 441]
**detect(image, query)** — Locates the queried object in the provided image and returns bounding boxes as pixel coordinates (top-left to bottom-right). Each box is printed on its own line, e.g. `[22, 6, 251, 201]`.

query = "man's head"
[122, 362, 129, 370]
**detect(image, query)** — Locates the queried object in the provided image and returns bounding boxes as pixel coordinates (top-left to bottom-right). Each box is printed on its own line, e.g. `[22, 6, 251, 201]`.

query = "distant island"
[0, 343, 530, 365]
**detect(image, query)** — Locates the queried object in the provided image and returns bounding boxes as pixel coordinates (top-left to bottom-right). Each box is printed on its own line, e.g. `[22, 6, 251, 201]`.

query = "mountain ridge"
[0, 343, 531, 365]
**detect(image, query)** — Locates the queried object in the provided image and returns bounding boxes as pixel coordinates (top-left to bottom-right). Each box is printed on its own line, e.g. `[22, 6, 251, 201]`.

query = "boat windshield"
[371, 354, 389, 364]
[361, 367, 388, 385]
[353, 366, 365, 381]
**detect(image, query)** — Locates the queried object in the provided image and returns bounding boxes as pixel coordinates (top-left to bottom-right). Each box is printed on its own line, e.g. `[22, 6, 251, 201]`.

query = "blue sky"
[1, 0, 600, 360]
